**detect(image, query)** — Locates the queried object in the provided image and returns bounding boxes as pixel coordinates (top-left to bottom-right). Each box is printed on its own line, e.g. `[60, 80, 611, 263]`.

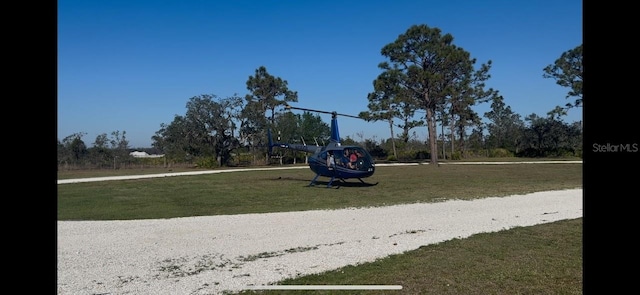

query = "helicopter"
[268, 104, 377, 188]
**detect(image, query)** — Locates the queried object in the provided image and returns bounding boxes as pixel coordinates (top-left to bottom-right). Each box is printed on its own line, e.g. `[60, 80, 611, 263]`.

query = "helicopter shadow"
[272, 176, 379, 188]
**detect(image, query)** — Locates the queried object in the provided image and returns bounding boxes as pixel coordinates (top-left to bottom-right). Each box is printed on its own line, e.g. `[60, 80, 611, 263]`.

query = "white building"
[129, 151, 165, 158]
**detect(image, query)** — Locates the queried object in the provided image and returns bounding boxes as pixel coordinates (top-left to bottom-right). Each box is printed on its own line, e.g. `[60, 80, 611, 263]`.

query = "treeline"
[56, 105, 582, 170]
[58, 24, 582, 170]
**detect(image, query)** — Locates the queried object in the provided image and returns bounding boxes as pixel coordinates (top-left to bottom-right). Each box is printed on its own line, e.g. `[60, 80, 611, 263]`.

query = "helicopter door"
[319, 151, 328, 167]
[350, 147, 373, 171]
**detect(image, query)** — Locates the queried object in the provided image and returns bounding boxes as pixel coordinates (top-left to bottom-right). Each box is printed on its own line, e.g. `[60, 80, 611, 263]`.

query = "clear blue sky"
[58, 0, 582, 148]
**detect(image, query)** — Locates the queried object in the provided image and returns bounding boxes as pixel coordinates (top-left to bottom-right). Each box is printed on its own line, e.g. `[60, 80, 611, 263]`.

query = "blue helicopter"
[268, 104, 377, 188]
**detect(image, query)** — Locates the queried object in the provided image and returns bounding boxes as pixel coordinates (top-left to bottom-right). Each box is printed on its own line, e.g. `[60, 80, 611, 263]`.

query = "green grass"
[58, 163, 582, 220]
[57, 166, 216, 179]
[57, 162, 583, 294]
[240, 218, 582, 295]
[439, 157, 583, 163]
[55, 158, 582, 179]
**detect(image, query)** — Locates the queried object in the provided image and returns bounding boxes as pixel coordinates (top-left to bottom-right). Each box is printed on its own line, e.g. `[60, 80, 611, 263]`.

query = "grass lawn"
[57, 162, 583, 294]
[58, 163, 582, 220]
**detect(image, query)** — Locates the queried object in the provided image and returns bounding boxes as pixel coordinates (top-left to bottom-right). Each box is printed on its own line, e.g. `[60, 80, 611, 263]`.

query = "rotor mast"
[284, 104, 360, 145]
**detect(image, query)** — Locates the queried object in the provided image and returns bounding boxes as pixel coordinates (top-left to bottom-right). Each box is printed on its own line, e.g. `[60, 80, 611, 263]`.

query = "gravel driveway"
[57, 188, 582, 295]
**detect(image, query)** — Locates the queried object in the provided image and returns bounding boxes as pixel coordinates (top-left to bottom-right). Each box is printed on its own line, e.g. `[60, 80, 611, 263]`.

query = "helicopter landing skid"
[357, 178, 379, 186]
[308, 173, 337, 188]
[308, 174, 377, 188]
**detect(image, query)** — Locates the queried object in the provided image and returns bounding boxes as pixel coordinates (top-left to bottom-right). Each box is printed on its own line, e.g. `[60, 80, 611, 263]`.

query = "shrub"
[450, 151, 462, 160]
[194, 157, 219, 169]
[414, 150, 430, 160]
[489, 148, 514, 158]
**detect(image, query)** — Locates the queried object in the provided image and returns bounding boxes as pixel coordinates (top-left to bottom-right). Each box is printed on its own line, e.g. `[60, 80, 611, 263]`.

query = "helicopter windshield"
[339, 146, 374, 171]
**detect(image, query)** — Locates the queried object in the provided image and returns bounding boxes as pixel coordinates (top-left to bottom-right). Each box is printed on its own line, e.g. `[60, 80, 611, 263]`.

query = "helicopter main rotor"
[284, 104, 361, 119]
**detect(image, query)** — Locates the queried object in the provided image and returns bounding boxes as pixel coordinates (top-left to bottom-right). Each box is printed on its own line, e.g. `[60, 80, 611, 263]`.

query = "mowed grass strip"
[57, 166, 250, 180]
[58, 163, 582, 220]
[240, 218, 582, 295]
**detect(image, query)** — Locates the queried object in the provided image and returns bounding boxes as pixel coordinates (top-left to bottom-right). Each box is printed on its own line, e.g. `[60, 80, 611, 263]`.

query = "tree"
[445, 60, 496, 157]
[484, 96, 524, 153]
[378, 24, 494, 164]
[88, 133, 113, 168]
[183, 95, 240, 166]
[519, 113, 581, 157]
[220, 94, 244, 139]
[272, 110, 330, 164]
[543, 44, 583, 109]
[108, 130, 130, 169]
[238, 99, 268, 148]
[152, 115, 194, 162]
[244, 66, 298, 156]
[272, 111, 300, 164]
[450, 104, 482, 157]
[466, 126, 486, 152]
[152, 94, 241, 167]
[212, 96, 243, 166]
[58, 132, 87, 167]
[298, 111, 330, 144]
[245, 66, 298, 125]
[360, 68, 423, 159]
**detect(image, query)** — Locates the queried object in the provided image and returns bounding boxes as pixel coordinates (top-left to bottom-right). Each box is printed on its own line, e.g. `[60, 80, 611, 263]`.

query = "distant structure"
[129, 151, 165, 158]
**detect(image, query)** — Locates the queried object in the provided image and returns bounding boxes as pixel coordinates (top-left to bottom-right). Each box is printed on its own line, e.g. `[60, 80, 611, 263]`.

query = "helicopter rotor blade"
[284, 104, 362, 120]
